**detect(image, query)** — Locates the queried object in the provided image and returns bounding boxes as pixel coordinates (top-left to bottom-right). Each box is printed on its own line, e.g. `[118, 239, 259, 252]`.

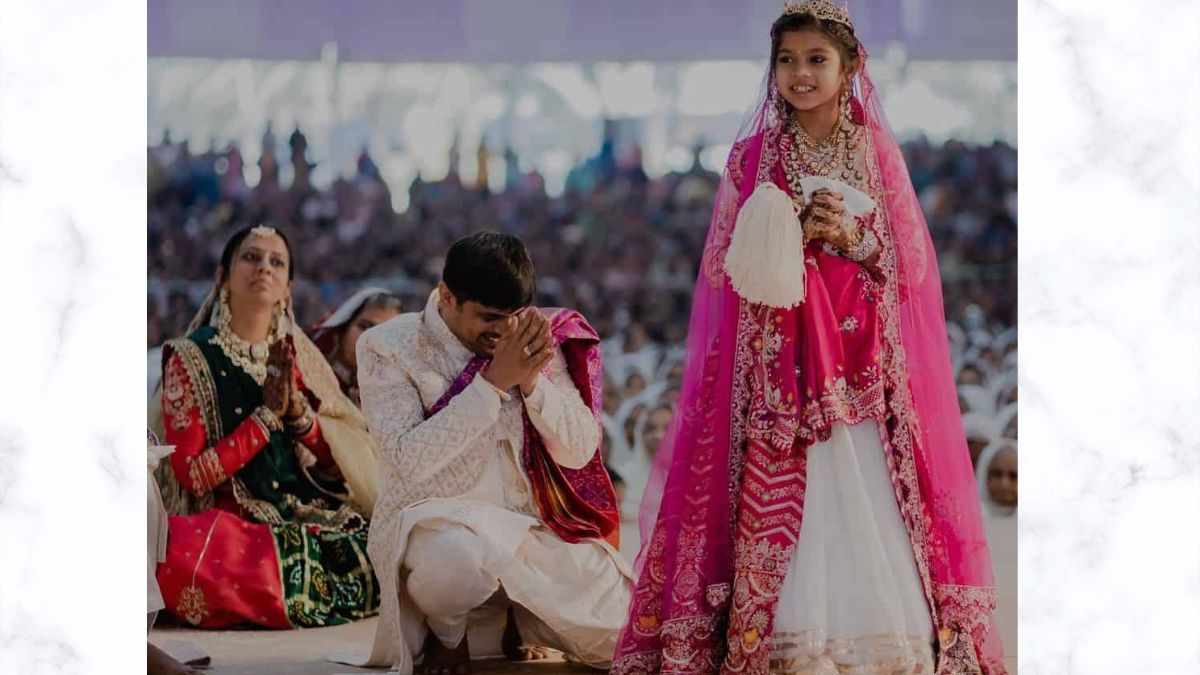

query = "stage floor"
[150, 618, 590, 674]
[152, 608, 1016, 674]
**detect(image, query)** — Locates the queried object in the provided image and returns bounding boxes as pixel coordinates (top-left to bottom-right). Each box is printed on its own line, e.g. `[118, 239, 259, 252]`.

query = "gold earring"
[213, 287, 230, 327]
[773, 87, 789, 121]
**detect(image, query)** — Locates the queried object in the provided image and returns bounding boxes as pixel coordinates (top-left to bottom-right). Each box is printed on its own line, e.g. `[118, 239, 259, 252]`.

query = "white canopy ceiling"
[149, 0, 1015, 64]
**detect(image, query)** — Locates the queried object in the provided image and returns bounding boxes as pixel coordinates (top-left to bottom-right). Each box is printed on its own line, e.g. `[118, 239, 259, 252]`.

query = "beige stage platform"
[150, 618, 591, 674]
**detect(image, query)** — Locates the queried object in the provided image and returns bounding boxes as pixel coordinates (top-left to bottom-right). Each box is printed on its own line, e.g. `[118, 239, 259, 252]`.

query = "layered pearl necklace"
[209, 288, 284, 385]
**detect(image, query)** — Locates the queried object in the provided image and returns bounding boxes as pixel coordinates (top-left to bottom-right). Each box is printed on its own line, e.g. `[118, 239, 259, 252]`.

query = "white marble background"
[0, 0, 1197, 673]
[1018, 0, 1200, 672]
[0, 0, 147, 673]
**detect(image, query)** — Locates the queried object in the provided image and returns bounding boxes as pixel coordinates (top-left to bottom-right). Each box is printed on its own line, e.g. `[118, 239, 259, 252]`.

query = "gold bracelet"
[252, 406, 284, 434]
[842, 225, 864, 252]
[845, 228, 879, 262]
[285, 404, 315, 435]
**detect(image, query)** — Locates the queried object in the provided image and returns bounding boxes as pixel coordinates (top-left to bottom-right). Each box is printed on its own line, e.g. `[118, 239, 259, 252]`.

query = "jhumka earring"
[773, 86, 790, 122]
[275, 300, 290, 337]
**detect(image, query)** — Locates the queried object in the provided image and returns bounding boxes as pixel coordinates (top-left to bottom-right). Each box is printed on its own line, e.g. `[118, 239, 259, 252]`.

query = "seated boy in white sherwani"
[355, 232, 632, 675]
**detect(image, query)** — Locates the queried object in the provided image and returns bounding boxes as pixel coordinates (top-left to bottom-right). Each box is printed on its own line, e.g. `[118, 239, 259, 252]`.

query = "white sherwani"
[354, 291, 632, 673]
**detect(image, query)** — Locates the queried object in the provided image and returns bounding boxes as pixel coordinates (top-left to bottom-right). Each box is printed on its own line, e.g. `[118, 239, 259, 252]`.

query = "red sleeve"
[290, 365, 336, 469]
[161, 349, 280, 496]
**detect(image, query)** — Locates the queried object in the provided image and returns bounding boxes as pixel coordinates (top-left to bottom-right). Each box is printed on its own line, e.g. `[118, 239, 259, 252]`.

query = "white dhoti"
[359, 499, 633, 674]
[147, 445, 173, 632]
[772, 421, 936, 674]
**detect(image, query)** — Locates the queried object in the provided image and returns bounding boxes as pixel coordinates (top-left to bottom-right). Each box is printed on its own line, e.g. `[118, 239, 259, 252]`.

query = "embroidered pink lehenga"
[609, 5, 1005, 674]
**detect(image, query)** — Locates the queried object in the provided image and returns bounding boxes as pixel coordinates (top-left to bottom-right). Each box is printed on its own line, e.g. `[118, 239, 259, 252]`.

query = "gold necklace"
[789, 116, 842, 177]
[209, 289, 279, 385]
[784, 115, 867, 190]
[212, 326, 269, 385]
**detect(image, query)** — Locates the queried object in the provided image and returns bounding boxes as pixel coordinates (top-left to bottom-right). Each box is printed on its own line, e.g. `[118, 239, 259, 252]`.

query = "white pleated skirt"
[771, 421, 936, 675]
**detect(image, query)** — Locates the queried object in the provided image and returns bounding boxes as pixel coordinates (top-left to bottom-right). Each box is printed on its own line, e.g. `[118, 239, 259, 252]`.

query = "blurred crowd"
[149, 124, 1018, 516]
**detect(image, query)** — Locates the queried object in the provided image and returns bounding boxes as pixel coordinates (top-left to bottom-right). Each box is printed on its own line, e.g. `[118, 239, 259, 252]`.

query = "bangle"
[844, 228, 878, 262]
[285, 404, 315, 435]
[252, 406, 284, 434]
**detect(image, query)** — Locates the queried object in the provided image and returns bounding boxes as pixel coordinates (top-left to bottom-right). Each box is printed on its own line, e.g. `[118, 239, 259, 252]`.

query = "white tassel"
[723, 182, 807, 309]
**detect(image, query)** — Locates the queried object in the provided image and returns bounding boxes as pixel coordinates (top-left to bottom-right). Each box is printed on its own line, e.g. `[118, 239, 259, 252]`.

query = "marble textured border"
[0, 0, 148, 672]
[1017, 1, 1200, 672]
[0, 1, 1197, 673]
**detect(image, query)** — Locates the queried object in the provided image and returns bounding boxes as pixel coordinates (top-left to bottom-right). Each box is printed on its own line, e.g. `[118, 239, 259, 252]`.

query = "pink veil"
[614, 25, 1004, 675]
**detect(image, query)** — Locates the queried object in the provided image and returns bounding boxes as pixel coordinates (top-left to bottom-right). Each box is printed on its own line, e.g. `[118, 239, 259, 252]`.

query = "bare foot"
[416, 629, 471, 675]
[148, 644, 199, 675]
[502, 605, 552, 662]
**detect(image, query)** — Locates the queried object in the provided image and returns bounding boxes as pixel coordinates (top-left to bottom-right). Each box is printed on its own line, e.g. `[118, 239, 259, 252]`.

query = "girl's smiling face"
[774, 29, 848, 115]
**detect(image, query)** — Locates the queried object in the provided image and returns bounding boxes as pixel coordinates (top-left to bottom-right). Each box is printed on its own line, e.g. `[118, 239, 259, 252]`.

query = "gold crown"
[783, 0, 854, 32]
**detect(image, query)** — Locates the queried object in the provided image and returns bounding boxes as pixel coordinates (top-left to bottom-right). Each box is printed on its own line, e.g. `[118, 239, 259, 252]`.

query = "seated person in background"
[354, 232, 631, 675]
[623, 371, 647, 398]
[640, 402, 674, 463]
[308, 287, 404, 406]
[981, 442, 1018, 516]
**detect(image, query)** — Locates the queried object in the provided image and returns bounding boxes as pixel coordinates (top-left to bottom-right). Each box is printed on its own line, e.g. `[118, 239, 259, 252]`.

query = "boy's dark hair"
[442, 231, 536, 311]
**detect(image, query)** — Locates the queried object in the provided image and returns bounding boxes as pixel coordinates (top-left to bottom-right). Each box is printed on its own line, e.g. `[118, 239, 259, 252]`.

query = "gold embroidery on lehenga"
[770, 630, 935, 675]
[163, 354, 197, 432]
[178, 512, 223, 625]
[232, 477, 286, 525]
[934, 584, 997, 638]
[166, 339, 224, 442]
[177, 584, 209, 627]
[186, 447, 228, 496]
[931, 583, 997, 673]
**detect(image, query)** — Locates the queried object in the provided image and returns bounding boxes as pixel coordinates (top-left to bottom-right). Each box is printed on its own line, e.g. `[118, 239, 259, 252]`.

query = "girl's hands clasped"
[802, 188, 858, 251]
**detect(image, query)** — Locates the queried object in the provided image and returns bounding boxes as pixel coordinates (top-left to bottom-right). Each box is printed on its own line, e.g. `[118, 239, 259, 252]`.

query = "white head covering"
[961, 412, 999, 443]
[976, 441, 1017, 518]
[317, 286, 392, 330]
[958, 383, 996, 416]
